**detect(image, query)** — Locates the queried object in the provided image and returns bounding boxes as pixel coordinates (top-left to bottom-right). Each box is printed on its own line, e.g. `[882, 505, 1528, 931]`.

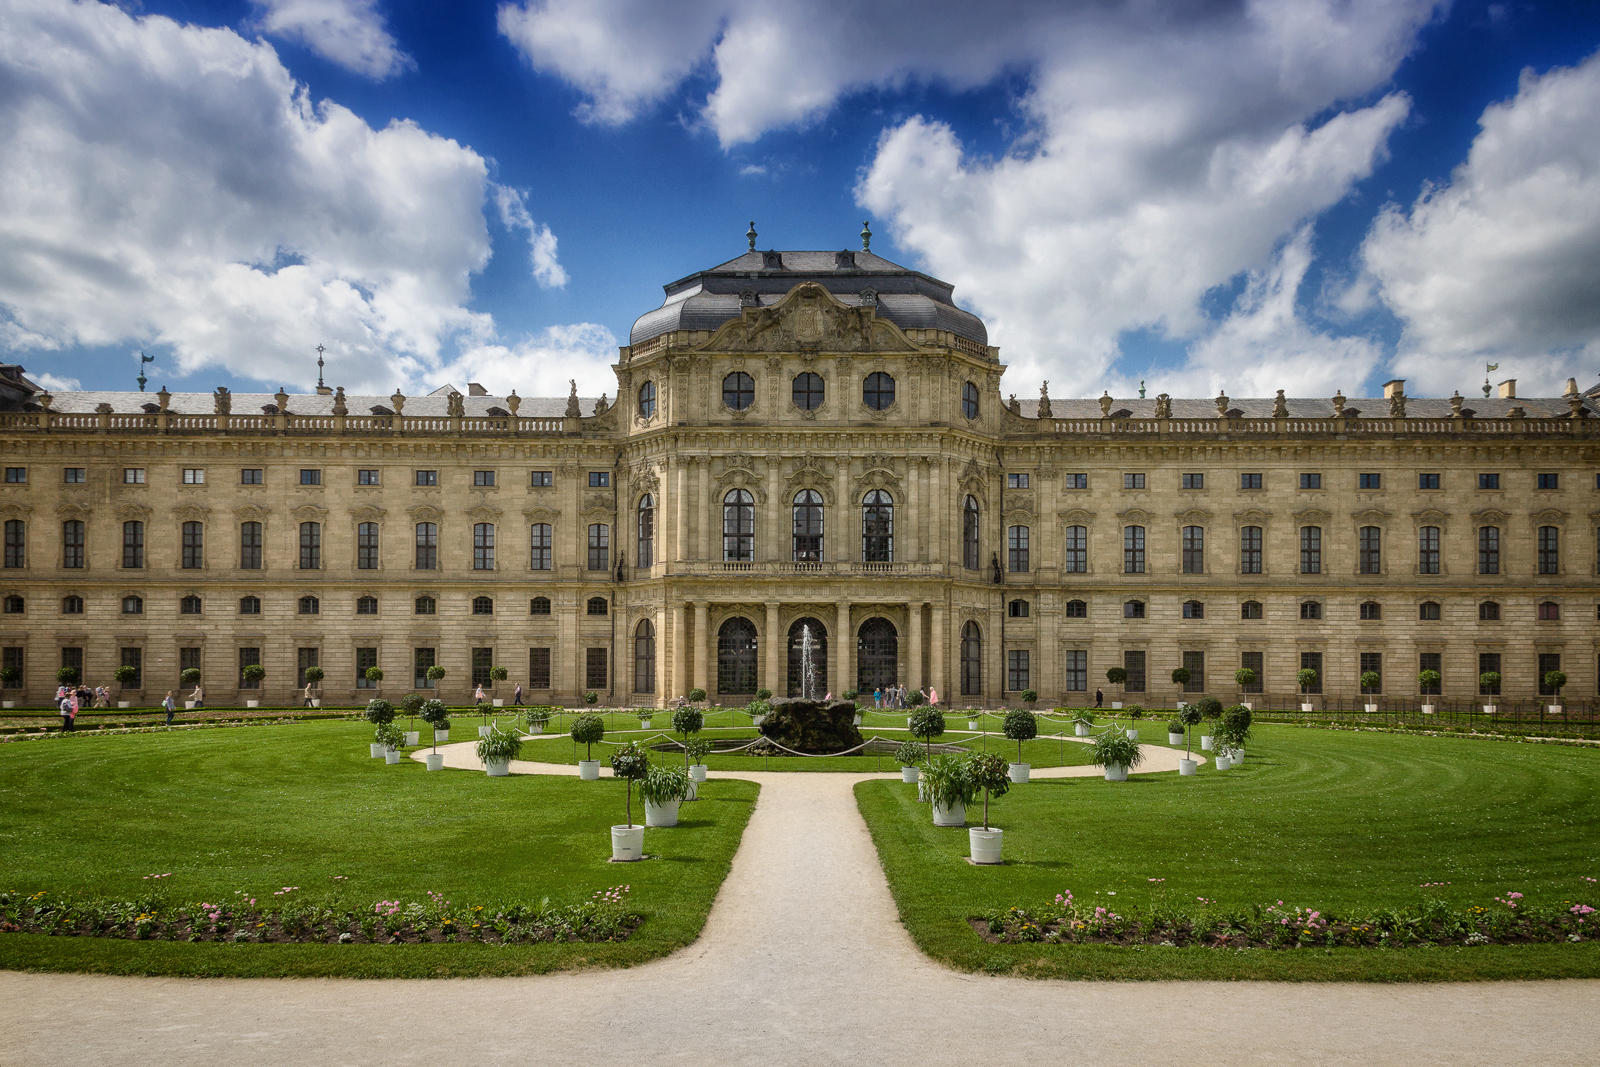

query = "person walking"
[66, 687, 80, 731]
[929, 686, 939, 708]
[190, 683, 204, 710]
[302, 682, 315, 708]
[474, 683, 487, 707]
[873, 687, 882, 709]
[512, 683, 524, 707]
[163, 690, 177, 727]
[1094, 688, 1104, 709]
[58, 689, 72, 732]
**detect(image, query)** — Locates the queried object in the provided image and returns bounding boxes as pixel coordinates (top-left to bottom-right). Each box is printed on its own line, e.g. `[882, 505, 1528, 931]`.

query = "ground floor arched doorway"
[856, 617, 897, 693]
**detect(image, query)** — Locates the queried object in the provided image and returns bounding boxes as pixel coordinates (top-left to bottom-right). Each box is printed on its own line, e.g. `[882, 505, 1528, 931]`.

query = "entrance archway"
[717, 617, 758, 695]
[786, 617, 828, 697]
[856, 617, 898, 692]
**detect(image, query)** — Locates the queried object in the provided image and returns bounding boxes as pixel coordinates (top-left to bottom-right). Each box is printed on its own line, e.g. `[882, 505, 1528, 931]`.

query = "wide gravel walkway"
[2, 739, 1597, 1066]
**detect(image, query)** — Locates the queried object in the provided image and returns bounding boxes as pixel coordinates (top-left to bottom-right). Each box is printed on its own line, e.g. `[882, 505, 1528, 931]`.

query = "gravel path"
[2, 742, 1597, 1066]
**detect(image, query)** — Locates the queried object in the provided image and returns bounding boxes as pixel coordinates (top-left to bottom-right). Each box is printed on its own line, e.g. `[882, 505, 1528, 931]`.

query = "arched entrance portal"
[786, 618, 828, 698]
[717, 617, 758, 695]
[856, 617, 898, 693]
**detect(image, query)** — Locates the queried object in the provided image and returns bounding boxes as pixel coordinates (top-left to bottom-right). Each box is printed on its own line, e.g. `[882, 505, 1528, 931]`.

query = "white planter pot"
[404, 731, 419, 746]
[1215, 755, 1232, 770]
[385, 749, 401, 765]
[246, 700, 260, 708]
[931, 800, 965, 827]
[1008, 763, 1030, 784]
[967, 720, 980, 731]
[917, 780, 928, 802]
[690, 764, 708, 782]
[478, 725, 492, 737]
[1126, 728, 1139, 740]
[1111, 701, 1123, 709]
[184, 701, 196, 710]
[752, 714, 767, 726]
[369, 743, 385, 758]
[425, 753, 444, 771]
[1168, 732, 1185, 745]
[1232, 749, 1245, 763]
[117, 701, 130, 708]
[684, 779, 698, 801]
[1364, 704, 1378, 713]
[1241, 702, 1253, 711]
[968, 826, 1004, 865]
[529, 722, 546, 734]
[493, 699, 504, 707]
[1075, 723, 1090, 737]
[1200, 736, 1213, 751]
[1548, 705, 1564, 716]
[1179, 758, 1197, 776]
[1421, 705, 1435, 714]
[644, 799, 680, 827]
[1103, 764, 1128, 782]
[611, 824, 644, 862]
[1300, 702, 1313, 712]
[434, 728, 450, 743]
[901, 766, 919, 783]
[0, 701, 11, 709]
[1482, 705, 1496, 715]
[484, 758, 510, 777]
[311, 699, 321, 708]
[852, 714, 863, 726]
[1176, 701, 1187, 710]
[578, 760, 601, 780]
[638, 720, 652, 730]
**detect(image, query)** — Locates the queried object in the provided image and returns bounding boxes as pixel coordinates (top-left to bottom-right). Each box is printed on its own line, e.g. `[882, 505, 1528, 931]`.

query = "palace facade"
[1, 241, 1597, 709]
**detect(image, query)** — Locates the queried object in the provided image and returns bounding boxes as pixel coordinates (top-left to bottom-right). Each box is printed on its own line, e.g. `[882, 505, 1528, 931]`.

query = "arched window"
[1008, 598, 1029, 618]
[1479, 601, 1500, 620]
[181, 521, 204, 569]
[1124, 600, 1145, 619]
[473, 523, 495, 570]
[415, 522, 438, 570]
[962, 496, 980, 569]
[121, 595, 142, 615]
[1300, 601, 1322, 620]
[357, 522, 379, 569]
[1300, 526, 1322, 574]
[1538, 526, 1560, 574]
[786, 617, 828, 697]
[723, 489, 754, 561]
[637, 380, 656, 419]
[792, 490, 823, 562]
[299, 522, 321, 570]
[863, 372, 896, 410]
[472, 596, 494, 615]
[414, 596, 436, 615]
[1240, 601, 1263, 619]
[1182, 600, 1204, 619]
[1064, 599, 1087, 618]
[122, 520, 143, 569]
[61, 521, 85, 569]
[862, 490, 893, 562]
[180, 595, 202, 615]
[530, 523, 552, 570]
[1123, 526, 1145, 573]
[793, 372, 824, 411]
[239, 596, 260, 615]
[61, 595, 83, 614]
[962, 381, 979, 419]
[636, 495, 654, 568]
[530, 596, 551, 615]
[1478, 526, 1500, 574]
[587, 597, 609, 615]
[1360, 601, 1382, 620]
[1181, 525, 1204, 573]
[717, 617, 758, 694]
[298, 595, 319, 615]
[856, 617, 898, 691]
[1418, 526, 1440, 574]
[1359, 526, 1382, 574]
[356, 596, 378, 615]
[722, 371, 755, 410]
[1239, 526, 1262, 573]
[960, 621, 982, 696]
[1008, 525, 1029, 572]
[239, 521, 262, 569]
[1419, 601, 1441, 620]
[1538, 600, 1561, 621]
[634, 619, 656, 693]
[1, 595, 23, 614]
[3, 519, 24, 569]
[1063, 524, 1087, 573]
[587, 524, 610, 570]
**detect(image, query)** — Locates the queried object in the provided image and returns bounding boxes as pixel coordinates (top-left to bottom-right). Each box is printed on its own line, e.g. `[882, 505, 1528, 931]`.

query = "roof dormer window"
[835, 250, 856, 269]
[859, 287, 878, 305]
[739, 289, 758, 307]
[762, 251, 784, 270]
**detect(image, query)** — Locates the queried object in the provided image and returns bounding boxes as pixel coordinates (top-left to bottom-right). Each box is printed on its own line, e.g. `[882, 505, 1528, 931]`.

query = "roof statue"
[566, 379, 581, 417]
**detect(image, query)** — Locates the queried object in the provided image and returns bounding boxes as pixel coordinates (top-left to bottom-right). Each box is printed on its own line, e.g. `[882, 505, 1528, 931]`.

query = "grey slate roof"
[39, 391, 598, 417]
[1014, 395, 1587, 419]
[630, 248, 989, 347]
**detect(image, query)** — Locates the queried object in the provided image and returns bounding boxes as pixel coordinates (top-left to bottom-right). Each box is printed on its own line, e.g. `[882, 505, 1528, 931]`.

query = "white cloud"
[492, 184, 569, 288]
[1361, 49, 1600, 396]
[0, 0, 578, 396]
[437, 323, 619, 400]
[32, 372, 81, 392]
[249, 0, 413, 80]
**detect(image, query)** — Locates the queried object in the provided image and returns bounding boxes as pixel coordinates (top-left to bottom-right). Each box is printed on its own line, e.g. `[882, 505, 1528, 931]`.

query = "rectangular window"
[1360, 601, 1382, 620]
[1358, 473, 1382, 490]
[3, 467, 25, 483]
[1123, 473, 1145, 490]
[1063, 526, 1086, 573]
[1181, 526, 1204, 573]
[1418, 473, 1440, 489]
[1538, 601, 1561, 621]
[3, 520, 23, 568]
[119, 647, 142, 690]
[299, 522, 321, 569]
[181, 521, 204, 569]
[1299, 472, 1321, 489]
[124, 468, 145, 485]
[1538, 473, 1559, 490]
[1300, 601, 1322, 620]
[586, 647, 608, 690]
[1008, 526, 1029, 572]
[473, 523, 495, 570]
[472, 647, 494, 687]
[1240, 601, 1263, 619]
[1300, 651, 1323, 694]
[415, 523, 437, 570]
[1418, 526, 1440, 574]
[1538, 526, 1560, 574]
[1181, 473, 1204, 489]
[1007, 473, 1029, 489]
[1419, 601, 1441, 620]
[355, 647, 378, 688]
[121, 520, 144, 569]
[1479, 473, 1499, 490]
[530, 524, 552, 570]
[1239, 526, 1262, 573]
[530, 470, 552, 487]
[63, 468, 85, 483]
[589, 472, 610, 488]
[1063, 650, 1087, 692]
[1182, 601, 1204, 619]
[2, 646, 23, 688]
[1240, 473, 1262, 489]
[1240, 651, 1263, 693]
[62, 521, 85, 569]
[1123, 600, 1145, 619]
[179, 648, 201, 682]
[1359, 651, 1383, 695]
[415, 470, 438, 487]
[240, 468, 263, 485]
[182, 468, 205, 485]
[1181, 650, 1205, 693]
[1063, 473, 1088, 489]
[358, 469, 380, 485]
[473, 470, 496, 487]
[1478, 652, 1501, 695]
[237, 522, 262, 570]
[588, 524, 610, 571]
[414, 647, 436, 689]
[1479, 526, 1500, 574]
[1006, 649, 1029, 692]
[528, 648, 551, 689]
[1419, 652, 1441, 695]
[1123, 526, 1145, 573]
[1359, 526, 1382, 574]
[1300, 527, 1321, 574]
[1538, 653, 1562, 696]
[299, 469, 321, 486]
[61, 647, 84, 682]
[236, 647, 261, 688]
[357, 522, 379, 569]
[1123, 650, 1146, 693]
[296, 648, 319, 688]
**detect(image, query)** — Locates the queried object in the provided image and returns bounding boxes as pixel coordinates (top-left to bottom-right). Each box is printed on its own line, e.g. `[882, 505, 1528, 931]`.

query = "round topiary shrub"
[399, 693, 425, 715]
[842, 688, 858, 701]
[179, 668, 201, 687]
[1195, 696, 1223, 720]
[755, 687, 773, 700]
[1002, 708, 1037, 764]
[570, 713, 605, 760]
[688, 688, 707, 703]
[671, 707, 705, 736]
[909, 708, 946, 748]
[362, 699, 395, 726]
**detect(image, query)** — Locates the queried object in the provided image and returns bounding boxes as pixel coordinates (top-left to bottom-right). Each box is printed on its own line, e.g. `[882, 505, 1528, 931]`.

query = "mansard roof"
[630, 248, 988, 348]
[37, 390, 598, 417]
[1016, 395, 1590, 420]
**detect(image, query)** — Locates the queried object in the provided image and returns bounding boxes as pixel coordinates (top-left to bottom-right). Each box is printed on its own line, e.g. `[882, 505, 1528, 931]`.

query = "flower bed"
[976, 886, 1597, 949]
[0, 887, 640, 946]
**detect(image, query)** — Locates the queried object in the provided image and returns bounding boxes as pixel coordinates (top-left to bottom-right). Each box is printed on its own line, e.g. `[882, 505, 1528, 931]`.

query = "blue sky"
[2, 0, 1599, 401]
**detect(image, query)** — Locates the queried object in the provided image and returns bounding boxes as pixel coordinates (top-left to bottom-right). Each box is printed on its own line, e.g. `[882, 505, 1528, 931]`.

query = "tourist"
[512, 682, 524, 706]
[1094, 688, 1103, 709]
[929, 686, 939, 707]
[58, 689, 72, 732]
[163, 690, 177, 726]
[873, 687, 882, 709]
[190, 682, 204, 710]
[302, 682, 316, 708]
[474, 683, 488, 706]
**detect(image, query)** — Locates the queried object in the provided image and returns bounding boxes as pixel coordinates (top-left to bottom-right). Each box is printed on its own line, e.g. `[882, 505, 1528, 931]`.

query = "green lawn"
[856, 725, 1600, 980]
[0, 720, 756, 978]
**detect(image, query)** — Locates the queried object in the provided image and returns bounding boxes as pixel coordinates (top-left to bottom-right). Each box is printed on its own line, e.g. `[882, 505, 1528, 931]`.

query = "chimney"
[315, 385, 333, 395]
[1564, 378, 1579, 396]
[1382, 379, 1405, 398]
[1498, 379, 1516, 399]
[468, 383, 488, 396]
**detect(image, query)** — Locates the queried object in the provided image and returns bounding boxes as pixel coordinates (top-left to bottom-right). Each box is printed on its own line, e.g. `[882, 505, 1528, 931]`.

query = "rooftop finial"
[316, 344, 325, 388]
[861, 220, 871, 251]
[136, 351, 153, 392]
[747, 221, 757, 251]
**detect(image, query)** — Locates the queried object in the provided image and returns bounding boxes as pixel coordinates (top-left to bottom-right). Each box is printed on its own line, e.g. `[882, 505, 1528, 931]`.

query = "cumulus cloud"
[1361, 49, 1600, 396]
[436, 323, 620, 399]
[32, 372, 82, 393]
[0, 0, 576, 396]
[249, 0, 413, 79]
[492, 185, 569, 288]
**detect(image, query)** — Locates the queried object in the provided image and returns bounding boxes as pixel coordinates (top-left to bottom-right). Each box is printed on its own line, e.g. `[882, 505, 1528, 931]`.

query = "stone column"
[690, 457, 703, 561]
[835, 458, 851, 563]
[931, 599, 945, 699]
[834, 600, 851, 697]
[908, 601, 923, 692]
[674, 458, 689, 563]
[989, 599, 1003, 704]
[905, 459, 919, 562]
[766, 457, 783, 562]
[765, 601, 781, 696]
[673, 602, 689, 701]
[655, 605, 668, 709]
[929, 458, 945, 565]
[693, 601, 709, 695]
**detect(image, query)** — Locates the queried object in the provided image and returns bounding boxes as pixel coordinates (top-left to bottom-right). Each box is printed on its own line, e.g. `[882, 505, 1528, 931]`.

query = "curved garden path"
[2, 739, 1597, 1066]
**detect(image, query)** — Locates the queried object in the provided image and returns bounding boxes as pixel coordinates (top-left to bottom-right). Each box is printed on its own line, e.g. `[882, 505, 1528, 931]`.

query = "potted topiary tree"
[1074, 708, 1096, 737]
[609, 742, 649, 860]
[1166, 718, 1186, 746]
[475, 722, 522, 776]
[1297, 667, 1318, 712]
[1105, 666, 1127, 709]
[56, 665, 80, 687]
[641, 762, 691, 827]
[905, 688, 926, 708]
[1418, 669, 1441, 714]
[363, 698, 396, 758]
[1170, 667, 1191, 709]
[923, 754, 976, 827]
[419, 699, 449, 770]
[1545, 670, 1568, 716]
[180, 667, 202, 708]
[1479, 671, 1501, 715]
[894, 741, 924, 783]
[0, 664, 19, 708]
[1195, 696, 1222, 750]
[303, 665, 324, 708]
[375, 722, 405, 764]
[637, 708, 655, 730]
[1019, 688, 1037, 709]
[1177, 704, 1202, 775]
[1219, 704, 1253, 765]
[1124, 704, 1144, 739]
[966, 708, 981, 731]
[685, 737, 713, 783]
[584, 691, 599, 708]
[1234, 667, 1257, 711]
[489, 664, 509, 706]
[746, 696, 771, 727]
[397, 691, 422, 745]
[1361, 671, 1382, 714]
[672, 706, 705, 782]
[571, 713, 606, 779]
[1002, 708, 1037, 783]
[908, 708, 945, 778]
[688, 687, 707, 704]
[1090, 729, 1145, 782]
[241, 663, 265, 707]
[966, 751, 1010, 864]
[755, 687, 772, 701]
[112, 664, 139, 707]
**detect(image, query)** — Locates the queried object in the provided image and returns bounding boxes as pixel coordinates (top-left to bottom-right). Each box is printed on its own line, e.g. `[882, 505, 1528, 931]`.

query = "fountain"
[798, 624, 819, 699]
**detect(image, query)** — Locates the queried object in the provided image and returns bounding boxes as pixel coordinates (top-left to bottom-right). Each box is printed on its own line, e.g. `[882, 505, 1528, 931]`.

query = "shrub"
[1360, 671, 1382, 695]
[755, 687, 773, 700]
[1297, 667, 1318, 692]
[475, 725, 523, 765]
[55, 666, 81, 685]
[399, 693, 425, 715]
[426, 665, 446, 682]
[671, 707, 704, 736]
[1479, 671, 1502, 693]
[966, 751, 1010, 829]
[489, 665, 508, 683]
[685, 737, 714, 765]
[374, 722, 405, 749]
[1105, 667, 1127, 686]
[525, 706, 551, 727]
[179, 668, 201, 687]
[570, 714, 605, 760]
[908, 708, 946, 748]
[1418, 669, 1441, 694]
[1545, 671, 1568, 698]
[1124, 704, 1144, 719]
[1019, 688, 1037, 705]
[1002, 708, 1037, 764]
[1166, 719, 1185, 734]
[364, 666, 384, 684]
[419, 699, 449, 727]
[609, 742, 650, 826]
[1178, 705, 1202, 727]
[584, 691, 598, 705]
[842, 688, 858, 701]
[0, 666, 20, 688]
[639, 763, 691, 805]
[303, 666, 324, 686]
[923, 754, 977, 809]
[1171, 667, 1191, 686]
[1234, 667, 1257, 690]
[112, 665, 139, 685]
[1218, 705, 1254, 749]
[1195, 696, 1223, 720]
[905, 689, 926, 707]
[241, 664, 265, 686]
[362, 699, 395, 726]
[688, 688, 707, 702]
[1076, 709, 1096, 724]
[1090, 730, 1144, 770]
[893, 741, 924, 766]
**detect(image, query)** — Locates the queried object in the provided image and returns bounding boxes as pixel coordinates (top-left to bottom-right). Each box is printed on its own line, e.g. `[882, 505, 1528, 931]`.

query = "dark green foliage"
[570, 714, 605, 759]
[687, 688, 707, 702]
[908, 708, 946, 747]
[362, 699, 395, 726]
[1195, 696, 1223, 720]
[754, 688, 773, 700]
[1105, 667, 1127, 685]
[966, 751, 1010, 829]
[1003, 708, 1037, 764]
[671, 707, 705, 736]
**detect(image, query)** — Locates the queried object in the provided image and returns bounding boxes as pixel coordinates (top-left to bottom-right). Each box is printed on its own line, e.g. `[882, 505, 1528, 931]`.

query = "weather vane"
[1139, 379, 1146, 399]
[136, 351, 154, 392]
[1483, 362, 1499, 399]
[316, 344, 326, 389]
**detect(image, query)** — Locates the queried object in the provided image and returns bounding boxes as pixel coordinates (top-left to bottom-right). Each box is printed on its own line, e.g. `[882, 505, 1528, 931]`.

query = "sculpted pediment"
[523, 506, 560, 523]
[721, 452, 759, 477]
[1350, 508, 1391, 523]
[114, 503, 151, 521]
[407, 504, 443, 523]
[233, 504, 269, 522]
[56, 503, 92, 520]
[861, 453, 896, 476]
[1472, 509, 1510, 524]
[349, 505, 386, 522]
[1057, 508, 1096, 523]
[1411, 508, 1450, 524]
[1117, 508, 1154, 525]
[466, 505, 502, 522]
[292, 504, 329, 522]
[1292, 508, 1330, 524]
[1530, 508, 1569, 525]
[699, 281, 921, 354]
[1233, 508, 1271, 523]
[171, 504, 211, 522]
[1173, 508, 1213, 524]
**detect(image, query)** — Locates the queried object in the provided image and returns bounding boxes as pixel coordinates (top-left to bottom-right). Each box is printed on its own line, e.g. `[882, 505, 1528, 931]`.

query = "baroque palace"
[0, 235, 1597, 709]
